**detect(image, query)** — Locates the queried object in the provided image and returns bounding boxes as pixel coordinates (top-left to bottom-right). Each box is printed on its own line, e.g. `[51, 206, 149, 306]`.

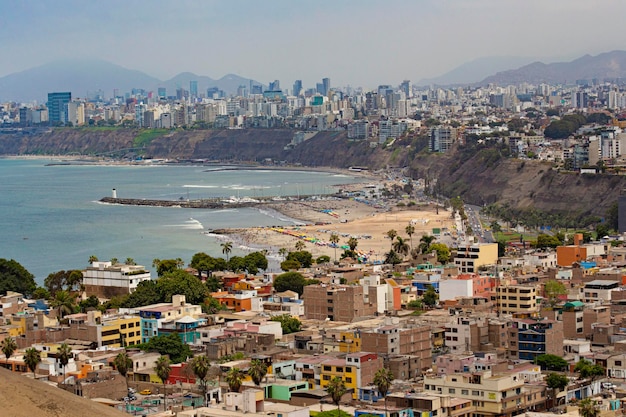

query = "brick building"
[303, 284, 377, 322]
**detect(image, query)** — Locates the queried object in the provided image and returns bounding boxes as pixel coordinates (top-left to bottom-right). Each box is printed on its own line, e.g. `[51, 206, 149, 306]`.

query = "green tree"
[546, 372, 568, 391]
[490, 221, 502, 233]
[578, 398, 600, 417]
[536, 234, 562, 249]
[294, 240, 306, 251]
[88, 255, 99, 264]
[392, 237, 410, 258]
[243, 251, 268, 274]
[122, 280, 161, 308]
[24, 347, 41, 377]
[154, 355, 172, 411]
[429, 243, 451, 263]
[51, 290, 77, 318]
[79, 295, 100, 312]
[606, 202, 619, 232]
[157, 269, 209, 304]
[386, 229, 397, 249]
[190, 355, 211, 406]
[535, 354, 568, 371]
[278, 248, 288, 261]
[248, 359, 268, 385]
[287, 251, 313, 268]
[423, 285, 438, 307]
[1, 337, 17, 361]
[280, 259, 301, 271]
[418, 234, 436, 254]
[347, 237, 358, 251]
[114, 351, 132, 390]
[330, 234, 340, 262]
[595, 224, 610, 240]
[385, 250, 402, 265]
[156, 259, 179, 276]
[270, 314, 302, 334]
[221, 242, 233, 261]
[0, 259, 36, 296]
[544, 280, 568, 307]
[405, 224, 415, 252]
[316, 255, 331, 264]
[273, 272, 307, 296]
[574, 359, 605, 380]
[225, 367, 245, 392]
[326, 376, 347, 415]
[373, 368, 394, 417]
[56, 343, 72, 383]
[31, 287, 50, 300]
[141, 333, 193, 364]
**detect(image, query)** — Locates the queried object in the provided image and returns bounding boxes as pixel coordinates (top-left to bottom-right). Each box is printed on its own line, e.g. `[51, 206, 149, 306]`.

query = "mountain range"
[2, 50, 626, 102]
[0, 60, 262, 102]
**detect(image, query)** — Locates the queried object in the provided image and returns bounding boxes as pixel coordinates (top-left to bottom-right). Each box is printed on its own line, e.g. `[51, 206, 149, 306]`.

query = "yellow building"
[319, 352, 382, 399]
[102, 315, 142, 347]
[454, 243, 498, 273]
[495, 285, 538, 318]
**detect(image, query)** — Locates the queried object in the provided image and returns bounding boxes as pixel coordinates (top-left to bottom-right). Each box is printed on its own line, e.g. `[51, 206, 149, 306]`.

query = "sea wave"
[182, 184, 219, 188]
[164, 218, 204, 230]
[258, 208, 306, 225]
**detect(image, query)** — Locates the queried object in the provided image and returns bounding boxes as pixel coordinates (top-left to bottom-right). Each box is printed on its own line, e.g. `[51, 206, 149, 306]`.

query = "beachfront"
[220, 198, 455, 263]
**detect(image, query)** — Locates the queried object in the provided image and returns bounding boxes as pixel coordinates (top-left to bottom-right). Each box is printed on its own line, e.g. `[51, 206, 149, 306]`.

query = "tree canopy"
[544, 280, 568, 307]
[270, 314, 302, 334]
[546, 373, 568, 391]
[139, 333, 193, 364]
[535, 354, 568, 371]
[287, 251, 313, 268]
[273, 272, 307, 296]
[0, 259, 36, 296]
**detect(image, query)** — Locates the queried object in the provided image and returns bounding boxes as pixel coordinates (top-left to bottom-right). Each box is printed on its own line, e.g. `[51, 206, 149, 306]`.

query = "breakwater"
[99, 194, 337, 209]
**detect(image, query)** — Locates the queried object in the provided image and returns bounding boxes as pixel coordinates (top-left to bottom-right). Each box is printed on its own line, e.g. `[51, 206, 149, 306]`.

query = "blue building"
[47, 92, 71, 123]
[509, 319, 563, 361]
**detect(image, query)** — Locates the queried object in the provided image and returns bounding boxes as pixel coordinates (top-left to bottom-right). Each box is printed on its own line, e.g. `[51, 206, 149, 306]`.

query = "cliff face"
[1, 128, 623, 218]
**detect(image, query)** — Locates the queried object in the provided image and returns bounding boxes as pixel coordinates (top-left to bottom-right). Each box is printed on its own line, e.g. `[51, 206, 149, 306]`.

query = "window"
[449, 388, 456, 394]
[346, 377, 352, 383]
[462, 389, 469, 395]
[472, 390, 480, 396]
[616, 361, 622, 366]
[323, 375, 330, 380]
[346, 367, 352, 372]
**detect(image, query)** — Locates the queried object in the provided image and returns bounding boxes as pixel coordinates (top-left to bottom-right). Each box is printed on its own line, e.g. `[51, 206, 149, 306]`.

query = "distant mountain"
[0, 60, 263, 102]
[156, 72, 261, 97]
[418, 56, 537, 86]
[479, 50, 626, 85]
[0, 59, 161, 102]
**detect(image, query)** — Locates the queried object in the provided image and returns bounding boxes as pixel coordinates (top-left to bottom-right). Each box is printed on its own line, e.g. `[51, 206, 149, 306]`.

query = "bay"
[0, 159, 364, 284]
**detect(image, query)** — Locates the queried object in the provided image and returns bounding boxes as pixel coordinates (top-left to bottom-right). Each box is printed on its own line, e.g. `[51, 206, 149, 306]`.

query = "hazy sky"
[2, 0, 626, 89]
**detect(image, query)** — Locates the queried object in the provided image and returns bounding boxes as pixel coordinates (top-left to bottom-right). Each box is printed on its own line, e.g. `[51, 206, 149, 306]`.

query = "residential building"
[495, 285, 538, 317]
[303, 284, 377, 322]
[319, 352, 382, 399]
[47, 92, 71, 123]
[583, 280, 619, 303]
[508, 318, 563, 361]
[562, 301, 585, 339]
[429, 126, 458, 153]
[136, 295, 203, 343]
[82, 261, 151, 298]
[454, 243, 498, 273]
[361, 322, 431, 368]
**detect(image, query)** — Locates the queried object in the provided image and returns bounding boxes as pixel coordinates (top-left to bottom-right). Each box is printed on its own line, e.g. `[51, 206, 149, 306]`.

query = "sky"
[2, 0, 626, 89]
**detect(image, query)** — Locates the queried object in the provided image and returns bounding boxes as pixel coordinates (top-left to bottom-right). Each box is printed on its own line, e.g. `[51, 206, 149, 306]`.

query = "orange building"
[556, 233, 587, 267]
[211, 291, 254, 312]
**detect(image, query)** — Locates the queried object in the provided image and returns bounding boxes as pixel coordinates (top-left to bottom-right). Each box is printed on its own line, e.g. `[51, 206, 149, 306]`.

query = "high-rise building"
[47, 92, 71, 123]
[400, 80, 412, 98]
[293, 80, 302, 96]
[157, 87, 166, 99]
[322, 77, 330, 95]
[268, 80, 280, 91]
[189, 80, 198, 98]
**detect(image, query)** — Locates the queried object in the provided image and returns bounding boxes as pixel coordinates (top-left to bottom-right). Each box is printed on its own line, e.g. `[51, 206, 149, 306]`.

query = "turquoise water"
[0, 159, 363, 284]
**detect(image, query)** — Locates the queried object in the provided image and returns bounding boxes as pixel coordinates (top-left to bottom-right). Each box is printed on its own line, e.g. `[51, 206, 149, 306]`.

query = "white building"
[82, 261, 151, 297]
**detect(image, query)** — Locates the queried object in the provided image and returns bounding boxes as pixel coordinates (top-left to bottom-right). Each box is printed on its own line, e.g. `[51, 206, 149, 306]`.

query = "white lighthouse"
[112, 188, 117, 198]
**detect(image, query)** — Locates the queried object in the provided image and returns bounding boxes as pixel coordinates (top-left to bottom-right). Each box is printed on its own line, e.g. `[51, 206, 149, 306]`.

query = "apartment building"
[83, 261, 151, 298]
[135, 295, 203, 343]
[507, 319, 563, 361]
[454, 243, 498, 274]
[495, 285, 538, 317]
[361, 323, 432, 369]
[562, 301, 585, 339]
[303, 284, 377, 322]
[319, 352, 382, 399]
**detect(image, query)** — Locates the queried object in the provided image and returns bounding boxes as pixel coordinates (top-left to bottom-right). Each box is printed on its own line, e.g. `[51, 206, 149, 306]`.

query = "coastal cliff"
[1, 127, 624, 220]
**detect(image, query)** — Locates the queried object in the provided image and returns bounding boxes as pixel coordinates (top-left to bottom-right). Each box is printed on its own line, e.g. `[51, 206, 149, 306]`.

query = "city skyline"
[2, 1, 626, 89]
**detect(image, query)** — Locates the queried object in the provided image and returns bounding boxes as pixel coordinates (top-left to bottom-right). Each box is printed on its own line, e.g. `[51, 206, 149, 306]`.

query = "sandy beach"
[222, 198, 455, 263]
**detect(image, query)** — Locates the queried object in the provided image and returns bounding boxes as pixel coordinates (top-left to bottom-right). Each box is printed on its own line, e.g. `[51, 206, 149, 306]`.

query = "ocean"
[0, 159, 364, 284]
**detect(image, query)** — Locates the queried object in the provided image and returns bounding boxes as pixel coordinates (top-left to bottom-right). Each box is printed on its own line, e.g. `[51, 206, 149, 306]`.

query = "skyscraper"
[293, 80, 302, 96]
[47, 92, 71, 123]
[322, 78, 330, 96]
[189, 80, 198, 98]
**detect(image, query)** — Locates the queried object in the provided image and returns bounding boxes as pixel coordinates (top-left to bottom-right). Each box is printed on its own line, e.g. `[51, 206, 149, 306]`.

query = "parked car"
[140, 389, 152, 395]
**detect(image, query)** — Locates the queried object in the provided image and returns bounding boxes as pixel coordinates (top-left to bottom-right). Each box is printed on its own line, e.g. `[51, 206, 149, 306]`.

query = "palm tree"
[418, 234, 436, 254]
[1, 337, 17, 362]
[88, 255, 99, 264]
[190, 355, 211, 406]
[114, 352, 132, 391]
[329, 234, 340, 262]
[405, 223, 415, 252]
[175, 258, 184, 269]
[56, 343, 72, 384]
[278, 248, 288, 261]
[392, 236, 410, 258]
[326, 376, 346, 415]
[579, 398, 600, 417]
[110, 257, 118, 265]
[248, 359, 268, 386]
[225, 367, 245, 392]
[386, 229, 397, 249]
[294, 240, 306, 251]
[125, 257, 136, 265]
[373, 368, 394, 417]
[154, 356, 172, 412]
[51, 290, 76, 319]
[152, 258, 161, 268]
[24, 347, 41, 378]
[221, 242, 233, 261]
[347, 237, 358, 251]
